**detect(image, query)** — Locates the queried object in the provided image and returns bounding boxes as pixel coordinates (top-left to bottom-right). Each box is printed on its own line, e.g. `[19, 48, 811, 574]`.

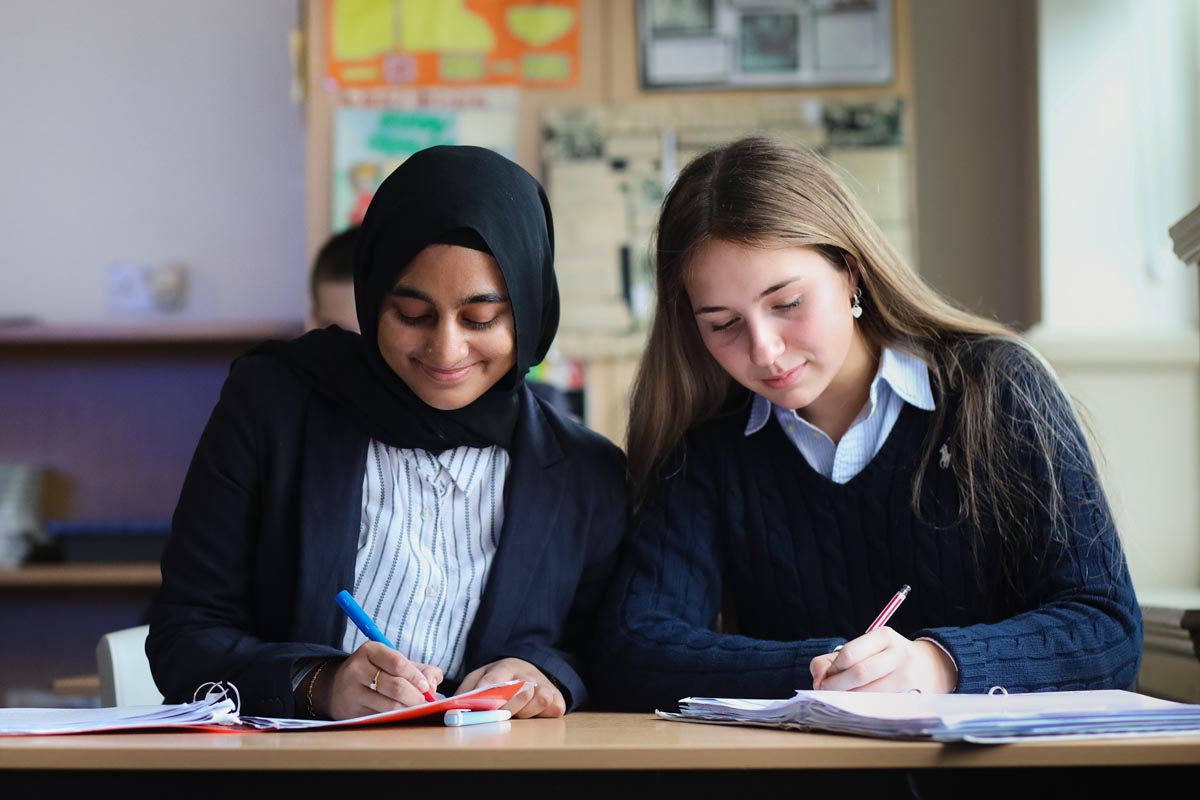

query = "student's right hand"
[808, 628, 956, 694]
[322, 641, 442, 720]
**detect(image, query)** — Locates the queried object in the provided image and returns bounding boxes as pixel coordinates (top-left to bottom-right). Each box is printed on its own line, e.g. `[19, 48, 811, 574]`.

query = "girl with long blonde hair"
[592, 133, 1141, 711]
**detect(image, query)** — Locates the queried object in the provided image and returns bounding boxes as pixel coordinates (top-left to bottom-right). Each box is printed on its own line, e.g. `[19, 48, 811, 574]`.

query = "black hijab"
[244, 145, 559, 452]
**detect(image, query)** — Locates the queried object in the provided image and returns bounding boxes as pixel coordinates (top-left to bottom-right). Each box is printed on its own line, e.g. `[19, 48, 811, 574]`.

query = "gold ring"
[369, 668, 382, 692]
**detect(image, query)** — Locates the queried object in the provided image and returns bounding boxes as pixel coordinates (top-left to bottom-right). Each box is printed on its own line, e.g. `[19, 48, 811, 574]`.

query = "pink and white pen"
[831, 584, 911, 655]
[866, 584, 911, 632]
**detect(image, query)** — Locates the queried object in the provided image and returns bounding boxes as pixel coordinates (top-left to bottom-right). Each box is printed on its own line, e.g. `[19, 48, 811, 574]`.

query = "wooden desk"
[1, 713, 1197, 794]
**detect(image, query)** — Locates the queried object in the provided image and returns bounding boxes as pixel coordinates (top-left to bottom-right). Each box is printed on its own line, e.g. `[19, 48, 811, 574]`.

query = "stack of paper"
[0, 680, 524, 736]
[0, 696, 238, 736]
[660, 689, 1200, 743]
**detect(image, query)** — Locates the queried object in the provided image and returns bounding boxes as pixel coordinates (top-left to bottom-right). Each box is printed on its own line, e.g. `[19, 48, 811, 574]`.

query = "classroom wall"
[0, 2, 1195, 596]
[910, 0, 1039, 329]
[909, 0, 1200, 593]
[1037, 0, 1198, 332]
[1030, 0, 1200, 592]
[1028, 333, 1200, 592]
[0, 1, 307, 325]
[0, 1, 1038, 341]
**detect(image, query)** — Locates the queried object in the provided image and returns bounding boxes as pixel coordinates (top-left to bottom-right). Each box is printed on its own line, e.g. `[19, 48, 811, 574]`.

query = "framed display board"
[638, 0, 893, 90]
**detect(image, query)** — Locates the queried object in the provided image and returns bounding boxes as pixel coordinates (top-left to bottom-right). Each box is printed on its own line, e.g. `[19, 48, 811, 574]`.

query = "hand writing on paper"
[456, 657, 565, 718]
[809, 628, 957, 694]
[325, 642, 443, 720]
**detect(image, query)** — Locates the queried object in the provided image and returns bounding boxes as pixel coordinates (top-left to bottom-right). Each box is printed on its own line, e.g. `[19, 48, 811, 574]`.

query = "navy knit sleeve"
[590, 423, 840, 713]
[915, 348, 1143, 692]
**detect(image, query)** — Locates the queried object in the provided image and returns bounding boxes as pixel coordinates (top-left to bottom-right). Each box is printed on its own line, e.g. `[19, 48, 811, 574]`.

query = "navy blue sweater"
[591, 359, 1142, 712]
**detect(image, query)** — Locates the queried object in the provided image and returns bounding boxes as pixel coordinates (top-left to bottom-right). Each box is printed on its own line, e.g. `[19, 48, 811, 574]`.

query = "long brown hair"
[628, 133, 1106, 597]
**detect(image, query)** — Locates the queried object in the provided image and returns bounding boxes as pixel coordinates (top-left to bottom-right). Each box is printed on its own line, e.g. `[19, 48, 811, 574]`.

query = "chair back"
[96, 624, 163, 706]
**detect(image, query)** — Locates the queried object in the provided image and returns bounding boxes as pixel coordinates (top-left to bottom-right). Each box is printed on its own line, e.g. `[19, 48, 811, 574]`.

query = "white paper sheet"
[660, 689, 1200, 743]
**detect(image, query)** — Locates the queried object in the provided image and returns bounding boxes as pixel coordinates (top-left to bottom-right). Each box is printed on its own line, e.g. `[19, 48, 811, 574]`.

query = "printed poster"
[332, 89, 518, 229]
[326, 0, 581, 89]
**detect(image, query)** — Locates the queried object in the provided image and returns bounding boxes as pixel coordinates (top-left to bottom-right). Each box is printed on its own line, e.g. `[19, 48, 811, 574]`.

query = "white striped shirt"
[745, 347, 935, 483]
[340, 441, 509, 681]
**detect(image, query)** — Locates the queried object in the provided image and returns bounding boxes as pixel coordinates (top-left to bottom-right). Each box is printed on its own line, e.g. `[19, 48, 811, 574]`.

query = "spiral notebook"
[658, 688, 1200, 743]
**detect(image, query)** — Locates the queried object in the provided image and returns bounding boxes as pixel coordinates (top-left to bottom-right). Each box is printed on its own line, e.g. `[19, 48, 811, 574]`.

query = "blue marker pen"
[335, 589, 437, 703]
[444, 709, 512, 727]
[335, 590, 396, 647]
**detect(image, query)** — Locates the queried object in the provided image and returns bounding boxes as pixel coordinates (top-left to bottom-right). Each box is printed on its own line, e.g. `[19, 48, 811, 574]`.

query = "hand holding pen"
[808, 584, 954, 694]
[322, 590, 443, 720]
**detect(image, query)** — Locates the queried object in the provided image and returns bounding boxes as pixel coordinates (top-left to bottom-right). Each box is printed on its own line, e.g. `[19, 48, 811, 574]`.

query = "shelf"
[52, 673, 101, 697]
[0, 563, 161, 589]
[0, 320, 304, 346]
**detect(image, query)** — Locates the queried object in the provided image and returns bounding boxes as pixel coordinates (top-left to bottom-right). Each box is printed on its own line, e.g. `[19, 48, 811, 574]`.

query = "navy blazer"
[146, 355, 627, 717]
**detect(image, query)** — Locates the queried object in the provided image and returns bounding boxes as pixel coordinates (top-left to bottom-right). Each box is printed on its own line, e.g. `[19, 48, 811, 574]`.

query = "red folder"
[232, 679, 526, 731]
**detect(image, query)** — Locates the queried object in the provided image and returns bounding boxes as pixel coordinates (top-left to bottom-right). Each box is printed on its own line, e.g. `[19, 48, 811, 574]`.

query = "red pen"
[831, 584, 911, 655]
[866, 584, 911, 632]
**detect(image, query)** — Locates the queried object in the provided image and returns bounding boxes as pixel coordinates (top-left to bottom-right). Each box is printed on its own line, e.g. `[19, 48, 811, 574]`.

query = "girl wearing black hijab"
[147, 146, 628, 720]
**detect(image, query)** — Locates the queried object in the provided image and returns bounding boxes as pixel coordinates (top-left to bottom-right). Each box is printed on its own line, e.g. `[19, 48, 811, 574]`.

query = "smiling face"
[377, 244, 516, 411]
[685, 240, 874, 423]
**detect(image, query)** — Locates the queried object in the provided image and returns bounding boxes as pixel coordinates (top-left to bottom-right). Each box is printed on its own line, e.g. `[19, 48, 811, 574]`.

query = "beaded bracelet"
[305, 660, 329, 719]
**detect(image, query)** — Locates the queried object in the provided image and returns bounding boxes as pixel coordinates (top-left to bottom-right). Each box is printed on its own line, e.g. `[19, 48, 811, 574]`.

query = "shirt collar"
[437, 446, 499, 494]
[397, 445, 498, 494]
[878, 346, 936, 412]
[744, 346, 935, 436]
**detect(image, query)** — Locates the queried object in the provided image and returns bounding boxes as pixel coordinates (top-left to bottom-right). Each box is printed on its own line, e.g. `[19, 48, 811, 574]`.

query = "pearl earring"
[850, 289, 863, 319]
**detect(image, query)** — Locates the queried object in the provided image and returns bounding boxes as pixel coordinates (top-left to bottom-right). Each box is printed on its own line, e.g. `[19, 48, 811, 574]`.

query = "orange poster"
[326, 0, 580, 89]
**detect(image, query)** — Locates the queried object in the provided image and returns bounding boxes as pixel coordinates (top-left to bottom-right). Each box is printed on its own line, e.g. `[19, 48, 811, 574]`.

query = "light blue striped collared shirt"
[341, 441, 509, 681]
[744, 346, 936, 483]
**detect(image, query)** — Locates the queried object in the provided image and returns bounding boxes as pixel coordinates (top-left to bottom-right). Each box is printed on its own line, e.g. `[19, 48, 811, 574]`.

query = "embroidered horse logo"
[938, 442, 951, 469]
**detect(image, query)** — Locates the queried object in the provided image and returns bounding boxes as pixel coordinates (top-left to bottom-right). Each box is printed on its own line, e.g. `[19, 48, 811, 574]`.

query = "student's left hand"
[455, 657, 566, 718]
[809, 627, 958, 693]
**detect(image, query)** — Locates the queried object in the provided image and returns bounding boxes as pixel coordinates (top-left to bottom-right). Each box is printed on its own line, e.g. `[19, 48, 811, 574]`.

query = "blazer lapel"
[293, 403, 368, 646]
[464, 387, 566, 662]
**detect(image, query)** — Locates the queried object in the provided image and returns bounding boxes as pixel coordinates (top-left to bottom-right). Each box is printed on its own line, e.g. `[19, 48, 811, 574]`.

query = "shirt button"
[425, 584, 438, 598]
[421, 507, 433, 521]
